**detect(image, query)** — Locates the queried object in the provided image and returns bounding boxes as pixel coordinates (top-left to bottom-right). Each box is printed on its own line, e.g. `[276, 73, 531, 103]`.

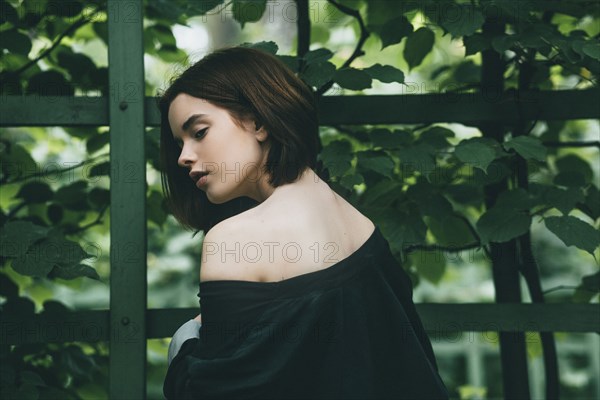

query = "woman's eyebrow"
[181, 113, 208, 132]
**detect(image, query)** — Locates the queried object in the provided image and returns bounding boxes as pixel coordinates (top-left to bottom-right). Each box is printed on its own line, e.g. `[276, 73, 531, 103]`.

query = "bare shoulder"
[199, 213, 254, 283]
[199, 199, 375, 283]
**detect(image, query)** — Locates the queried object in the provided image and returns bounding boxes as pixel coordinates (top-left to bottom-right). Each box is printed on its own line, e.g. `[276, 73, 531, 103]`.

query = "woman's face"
[168, 93, 270, 204]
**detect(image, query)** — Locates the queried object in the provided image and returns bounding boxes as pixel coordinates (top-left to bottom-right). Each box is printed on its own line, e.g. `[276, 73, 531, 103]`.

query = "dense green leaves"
[318, 140, 353, 177]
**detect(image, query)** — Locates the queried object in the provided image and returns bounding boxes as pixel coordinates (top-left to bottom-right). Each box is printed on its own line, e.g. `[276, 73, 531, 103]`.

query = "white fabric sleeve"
[168, 319, 202, 366]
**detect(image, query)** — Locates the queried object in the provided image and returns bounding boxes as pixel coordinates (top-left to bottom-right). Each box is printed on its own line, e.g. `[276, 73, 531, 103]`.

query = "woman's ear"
[255, 122, 268, 143]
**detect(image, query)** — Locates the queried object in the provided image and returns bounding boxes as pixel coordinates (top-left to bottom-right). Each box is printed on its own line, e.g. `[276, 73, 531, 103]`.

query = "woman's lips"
[196, 174, 208, 188]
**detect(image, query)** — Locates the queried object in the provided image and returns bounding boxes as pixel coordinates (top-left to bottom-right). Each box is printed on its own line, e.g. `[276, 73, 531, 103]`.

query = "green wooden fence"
[1, 1, 599, 399]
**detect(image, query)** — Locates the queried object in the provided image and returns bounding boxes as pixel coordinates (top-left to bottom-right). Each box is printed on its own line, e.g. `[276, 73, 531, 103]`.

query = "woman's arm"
[167, 314, 202, 366]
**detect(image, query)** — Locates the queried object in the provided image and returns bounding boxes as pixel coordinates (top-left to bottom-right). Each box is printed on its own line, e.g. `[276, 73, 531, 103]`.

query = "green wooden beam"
[1, 90, 598, 127]
[107, 1, 146, 398]
[2, 304, 598, 345]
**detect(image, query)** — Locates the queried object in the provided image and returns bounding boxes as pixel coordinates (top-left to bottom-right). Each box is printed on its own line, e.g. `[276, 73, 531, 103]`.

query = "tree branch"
[1, 4, 105, 79]
[543, 140, 600, 149]
[66, 204, 109, 234]
[295, 0, 310, 72]
[404, 242, 483, 254]
[316, 0, 370, 96]
[2, 153, 109, 185]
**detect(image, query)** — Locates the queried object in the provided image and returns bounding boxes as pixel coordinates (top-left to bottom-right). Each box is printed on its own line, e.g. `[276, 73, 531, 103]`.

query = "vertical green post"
[107, 0, 147, 398]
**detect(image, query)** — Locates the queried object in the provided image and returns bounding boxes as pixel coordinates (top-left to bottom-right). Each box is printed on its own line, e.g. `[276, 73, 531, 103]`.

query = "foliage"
[0, 0, 599, 398]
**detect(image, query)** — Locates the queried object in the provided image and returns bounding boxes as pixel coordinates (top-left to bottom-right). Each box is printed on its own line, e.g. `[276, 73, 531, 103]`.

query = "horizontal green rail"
[1, 89, 598, 127]
[2, 304, 598, 345]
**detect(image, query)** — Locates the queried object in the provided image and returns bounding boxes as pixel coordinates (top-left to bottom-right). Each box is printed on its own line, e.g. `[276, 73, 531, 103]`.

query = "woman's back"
[199, 168, 376, 284]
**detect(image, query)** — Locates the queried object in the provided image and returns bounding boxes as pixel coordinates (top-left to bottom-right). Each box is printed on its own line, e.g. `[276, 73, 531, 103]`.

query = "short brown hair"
[158, 46, 329, 233]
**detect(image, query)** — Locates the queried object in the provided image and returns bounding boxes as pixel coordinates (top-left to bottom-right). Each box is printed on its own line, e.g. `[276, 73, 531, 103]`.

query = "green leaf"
[369, 128, 412, 149]
[186, 0, 224, 16]
[494, 188, 538, 211]
[301, 61, 336, 88]
[56, 49, 97, 82]
[406, 183, 454, 220]
[545, 216, 600, 255]
[397, 143, 436, 177]
[417, 127, 454, 150]
[356, 150, 395, 178]
[0, 144, 37, 182]
[378, 16, 413, 49]
[16, 182, 54, 203]
[319, 140, 353, 177]
[503, 136, 547, 162]
[544, 186, 585, 215]
[583, 185, 599, 220]
[60, 345, 96, 380]
[427, 215, 476, 247]
[51, 264, 100, 280]
[92, 22, 108, 45]
[453, 61, 481, 84]
[363, 64, 405, 84]
[380, 209, 428, 252]
[240, 40, 278, 54]
[455, 137, 499, 172]
[27, 71, 74, 96]
[232, 0, 267, 28]
[0, 221, 49, 258]
[491, 35, 516, 54]
[573, 272, 600, 303]
[409, 250, 446, 284]
[147, 190, 167, 227]
[582, 42, 600, 60]
[15, 384, 38, 400]
[553, 171, 587, 187]
[86, 132, 109, 154]
[477, 208, 532, 244]
[1, 29, 32, 55]
[13, 234, 94, 278]
[0, 1, 19, 25]
[333, 68, 372, 91]
[303, 48, 333, 65]
[404, 27, 435, 70]
[146, 24, 177, 47]
[54, 181, 89, 210]
[439, 5, 484, 37]
[20, 371, 46, 387]
[339, 173, 364, 190]
[555, 154, 593, 184]
[89, 188, 110, 208]
[146, 0, 185, 20]
[88, 161, 110, 177]
[463, 33, 490, 56]
[362, 180, 403, 208]
[277, 55, 299, 72]
[366, 0, 406, 29]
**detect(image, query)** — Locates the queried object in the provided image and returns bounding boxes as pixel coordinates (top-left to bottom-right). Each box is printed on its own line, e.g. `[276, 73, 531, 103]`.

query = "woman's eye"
[194, 128, 208, 139]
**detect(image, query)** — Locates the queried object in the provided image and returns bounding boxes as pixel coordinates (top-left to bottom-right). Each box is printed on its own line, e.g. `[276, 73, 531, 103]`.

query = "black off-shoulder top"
[164, 226, 449, 399]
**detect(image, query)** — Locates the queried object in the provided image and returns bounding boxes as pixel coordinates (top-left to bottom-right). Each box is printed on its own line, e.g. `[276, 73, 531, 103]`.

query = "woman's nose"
[177, 143, 196, 168]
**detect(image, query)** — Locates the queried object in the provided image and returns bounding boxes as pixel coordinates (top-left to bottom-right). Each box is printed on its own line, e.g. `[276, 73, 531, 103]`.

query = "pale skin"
[168, 93, 375, 323]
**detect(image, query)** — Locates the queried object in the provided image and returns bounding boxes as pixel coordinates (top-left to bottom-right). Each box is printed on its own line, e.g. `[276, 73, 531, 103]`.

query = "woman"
[160, 46, 448, 399]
